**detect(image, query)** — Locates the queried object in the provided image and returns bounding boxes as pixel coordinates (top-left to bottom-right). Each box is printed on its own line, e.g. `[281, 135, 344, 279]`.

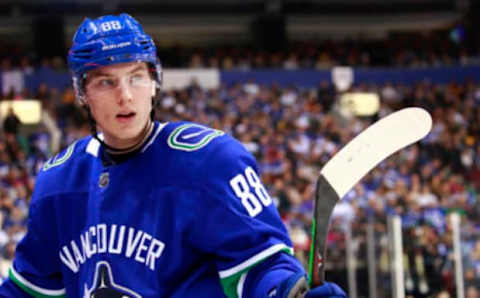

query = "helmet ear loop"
[77, 93, 88, 107]
[73, 74, 89, 106]
[76, 76, 97, 137]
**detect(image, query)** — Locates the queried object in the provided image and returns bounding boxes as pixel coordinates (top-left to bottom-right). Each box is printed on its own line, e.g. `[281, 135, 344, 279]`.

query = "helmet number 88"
[230, 166, 272, 217]
[101, 21, 122, 31]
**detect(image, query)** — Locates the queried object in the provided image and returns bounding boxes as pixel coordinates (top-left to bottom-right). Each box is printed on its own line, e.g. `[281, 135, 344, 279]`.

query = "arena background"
[0, 0, 479, 297]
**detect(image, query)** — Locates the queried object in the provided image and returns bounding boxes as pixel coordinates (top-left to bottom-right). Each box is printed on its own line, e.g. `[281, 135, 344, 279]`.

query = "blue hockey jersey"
[0, 121, 302, 298]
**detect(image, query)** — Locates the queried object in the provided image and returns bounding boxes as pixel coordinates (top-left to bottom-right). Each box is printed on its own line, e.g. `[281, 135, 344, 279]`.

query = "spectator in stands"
[436, 290, 451, 298]
[3, 108, 21, 136]
[0, 241, 15, 280]
[1, 58, 24, 99]
[467, 285, 479, 298]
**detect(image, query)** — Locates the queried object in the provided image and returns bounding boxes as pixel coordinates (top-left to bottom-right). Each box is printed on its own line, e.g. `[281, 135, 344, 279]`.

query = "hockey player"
[0, 14, 346, 297]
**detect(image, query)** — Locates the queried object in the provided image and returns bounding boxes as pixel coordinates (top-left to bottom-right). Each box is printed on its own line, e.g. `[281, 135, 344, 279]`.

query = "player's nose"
[117, 80, 133, 104]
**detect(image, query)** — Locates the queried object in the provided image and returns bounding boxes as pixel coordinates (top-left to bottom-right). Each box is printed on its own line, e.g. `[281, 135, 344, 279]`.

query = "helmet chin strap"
[85, 106, 154, 155]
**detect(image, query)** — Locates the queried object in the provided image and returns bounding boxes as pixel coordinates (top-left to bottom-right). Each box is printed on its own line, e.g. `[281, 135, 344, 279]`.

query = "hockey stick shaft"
[308, 107, 432, 288]
[308, 175, 338, 285]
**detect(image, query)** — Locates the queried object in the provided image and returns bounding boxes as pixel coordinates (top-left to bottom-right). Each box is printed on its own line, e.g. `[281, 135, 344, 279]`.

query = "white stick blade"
[320, 107, 432, 199]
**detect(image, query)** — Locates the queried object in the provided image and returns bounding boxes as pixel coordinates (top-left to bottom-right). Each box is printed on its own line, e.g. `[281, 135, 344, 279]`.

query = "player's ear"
[151, 82, 156, 97]
[78, 96, 87, 107]
[80, 92, 92, 107]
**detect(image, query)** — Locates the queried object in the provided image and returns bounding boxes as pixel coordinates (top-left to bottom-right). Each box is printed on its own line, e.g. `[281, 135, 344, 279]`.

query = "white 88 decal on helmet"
[100, 21, 122, 31]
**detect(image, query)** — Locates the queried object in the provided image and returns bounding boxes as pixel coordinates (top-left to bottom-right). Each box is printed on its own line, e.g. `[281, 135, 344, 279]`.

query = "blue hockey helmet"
[68, 13, 162, 100]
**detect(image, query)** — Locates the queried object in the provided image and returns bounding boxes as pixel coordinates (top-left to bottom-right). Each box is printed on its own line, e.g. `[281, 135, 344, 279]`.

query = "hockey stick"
[308, 107, 432, 287]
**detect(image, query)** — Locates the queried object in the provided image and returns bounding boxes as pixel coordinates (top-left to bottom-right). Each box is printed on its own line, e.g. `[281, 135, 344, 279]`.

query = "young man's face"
[84, 62, 154, 149]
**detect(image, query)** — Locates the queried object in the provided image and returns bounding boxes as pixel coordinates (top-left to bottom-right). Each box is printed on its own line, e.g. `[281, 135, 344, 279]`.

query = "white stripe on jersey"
[9, 265, 66, 297]
[218, 243, 293, 278]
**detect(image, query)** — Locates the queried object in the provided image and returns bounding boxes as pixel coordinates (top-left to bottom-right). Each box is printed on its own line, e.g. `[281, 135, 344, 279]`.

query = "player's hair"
[67, 13, 161, 152]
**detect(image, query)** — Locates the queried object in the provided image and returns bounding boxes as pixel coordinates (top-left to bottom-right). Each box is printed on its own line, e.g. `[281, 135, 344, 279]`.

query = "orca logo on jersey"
[167, 124, 224, 152]
[84, 261, 141, 298]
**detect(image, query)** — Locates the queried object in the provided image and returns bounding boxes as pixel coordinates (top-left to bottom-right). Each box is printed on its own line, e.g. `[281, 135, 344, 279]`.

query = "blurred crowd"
[177, 35, 478, 70]
[0, 55, 480, 298]
[1, 29, 479, 73]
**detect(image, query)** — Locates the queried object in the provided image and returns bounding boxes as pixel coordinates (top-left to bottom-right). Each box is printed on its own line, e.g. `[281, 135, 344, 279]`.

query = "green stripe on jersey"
[43, 141, 77, 171]
[308, 217, 316, 285]
[167, 124, 224, 151]
[9, 267, 66, 298]
[219, 244, 294, 298]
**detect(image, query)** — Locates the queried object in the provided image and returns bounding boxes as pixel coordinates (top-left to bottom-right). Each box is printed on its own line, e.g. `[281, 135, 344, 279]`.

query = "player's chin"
[118, 126, 144, 140]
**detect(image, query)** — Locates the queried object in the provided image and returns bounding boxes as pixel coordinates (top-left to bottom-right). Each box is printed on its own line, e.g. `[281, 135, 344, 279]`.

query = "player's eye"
[98, 79, 116, 87]
[130, 73, 150, 86]
[86, 77, 117, 93]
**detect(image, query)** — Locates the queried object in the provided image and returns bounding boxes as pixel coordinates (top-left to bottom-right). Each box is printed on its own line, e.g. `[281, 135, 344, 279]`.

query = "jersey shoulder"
[156, 121, 257, 185]
[33, 136, 96, 199]
[160, 121, 227, 153]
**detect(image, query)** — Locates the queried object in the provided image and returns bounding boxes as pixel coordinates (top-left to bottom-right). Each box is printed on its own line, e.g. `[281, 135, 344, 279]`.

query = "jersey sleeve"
[186, 135, 302, 298]
[0, 182, 66, 297]
[0, 279, 34, 297]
